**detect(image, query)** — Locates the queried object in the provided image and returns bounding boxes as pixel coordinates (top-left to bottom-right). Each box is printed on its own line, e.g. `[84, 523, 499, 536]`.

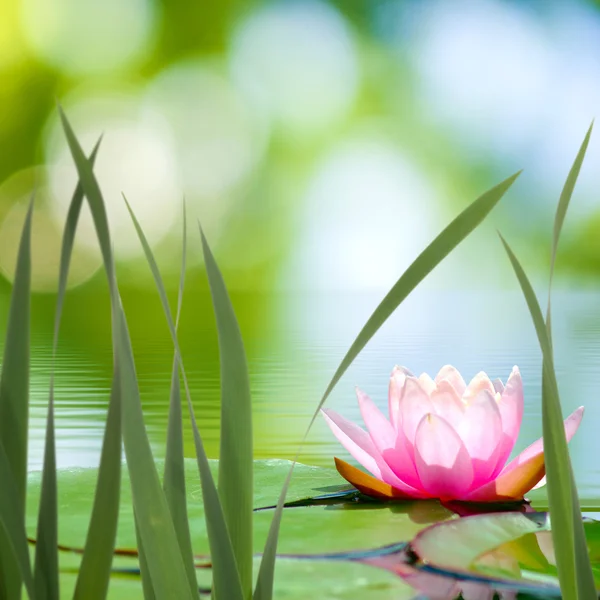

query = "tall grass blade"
[51, 138, 122, 600]
[200, 227, 253, 597]
[59, 107, 194, 600]
[74, 374, 121, 599]
[123, 198, 243, 600]
[254, 172, 521, 599]
[543, 124, 596, 599]
[499, 233, 595, 600]
[546, 122, 593, 335]
[135, 512, 156, 600]
[66, 142, 122, 600]
[35, 139, 101, 600]
[163, 203, 197, 594]
[0, 198, 33, 599]
[0, 440, 35, 599]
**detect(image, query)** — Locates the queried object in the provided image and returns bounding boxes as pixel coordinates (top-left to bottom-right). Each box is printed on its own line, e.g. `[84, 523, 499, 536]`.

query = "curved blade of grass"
[499, 233, 595, 600]
[34, 396, 57, 600]
[59, 107, 194, 600]
[34, 139, 102, 600]
[0, 439, 35, 599]
[543, 123, 596, 599]
[73, 372, 121, 600]
[200, 227, 253, 596]
[62, 141, 122, 600]
[135, 512, 156, 600]
[0, 197, 33, 599]
[123, 197, 244, 600]
[254, 171, 521, 599]
[546, 122, 593, 332]
[53, 138, 122, 600]
[163, 202, 197, 594]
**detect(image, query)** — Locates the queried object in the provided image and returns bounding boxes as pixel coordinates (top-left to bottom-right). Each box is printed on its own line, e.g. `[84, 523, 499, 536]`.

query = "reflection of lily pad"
[26, 460, 454, 598]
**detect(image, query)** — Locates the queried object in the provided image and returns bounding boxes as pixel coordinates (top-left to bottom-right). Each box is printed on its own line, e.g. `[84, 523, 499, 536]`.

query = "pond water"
[25, 288, 600, 504]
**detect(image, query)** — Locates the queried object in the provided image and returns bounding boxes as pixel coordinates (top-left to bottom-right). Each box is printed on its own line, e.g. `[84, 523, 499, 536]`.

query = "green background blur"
[2, 0, 600, 469]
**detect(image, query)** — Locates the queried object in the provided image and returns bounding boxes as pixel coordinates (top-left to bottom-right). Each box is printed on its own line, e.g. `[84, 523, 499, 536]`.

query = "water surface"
[25, 289, 600, 502]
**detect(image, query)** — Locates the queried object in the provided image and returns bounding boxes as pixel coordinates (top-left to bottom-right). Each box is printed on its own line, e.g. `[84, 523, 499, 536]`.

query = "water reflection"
[24, 289, 600, 502]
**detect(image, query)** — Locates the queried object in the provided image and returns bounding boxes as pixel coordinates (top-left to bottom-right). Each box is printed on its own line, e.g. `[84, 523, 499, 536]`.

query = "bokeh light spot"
[144, 61, 267, 200]
[20, 0, 156, 75]
[282, 134, 441, 291]
[44, 91, 182, 260]
[229, 1, 359, 138]
[0, 167, 101, 291]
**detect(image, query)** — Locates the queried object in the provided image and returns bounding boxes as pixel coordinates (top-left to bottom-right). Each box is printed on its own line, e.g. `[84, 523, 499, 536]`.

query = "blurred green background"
[2, 0, 600, 479]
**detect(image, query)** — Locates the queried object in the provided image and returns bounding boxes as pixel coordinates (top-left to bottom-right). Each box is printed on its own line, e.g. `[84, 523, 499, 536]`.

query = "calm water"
[26, 289, 600, 501]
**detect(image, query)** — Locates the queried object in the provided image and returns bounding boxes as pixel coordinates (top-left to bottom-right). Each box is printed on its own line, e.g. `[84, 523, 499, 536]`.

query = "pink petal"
[501, 406, 584, 476]
[356, 388, 421, 488]
[430, 379, 465, 430]
[356, 388, 396, 450]
[398, 376, 435, 452]
[465, 406, 584, 501]
[463, 371, 495, 403]
[455, 389, 503, 487]
[388, 366, 413, 429]
[491, 367, 524, 477]
[321, 408, 426, 497]
[492, 378, 505, 394]
[418, 372, 437, 395]
[435, 364, 466, 396]
[414, 413, 474, 499]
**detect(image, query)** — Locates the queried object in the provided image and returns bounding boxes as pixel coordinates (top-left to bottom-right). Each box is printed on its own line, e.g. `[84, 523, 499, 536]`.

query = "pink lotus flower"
[322, 365, 584, 502]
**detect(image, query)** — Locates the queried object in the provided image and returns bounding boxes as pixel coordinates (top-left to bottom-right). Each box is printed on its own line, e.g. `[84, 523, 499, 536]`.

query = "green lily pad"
[409, 510, 600, 597]
[26, 459, 454, 598]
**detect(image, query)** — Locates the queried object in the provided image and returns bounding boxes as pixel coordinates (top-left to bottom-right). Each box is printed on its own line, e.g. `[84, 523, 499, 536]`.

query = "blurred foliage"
[3, 0, 600, 467]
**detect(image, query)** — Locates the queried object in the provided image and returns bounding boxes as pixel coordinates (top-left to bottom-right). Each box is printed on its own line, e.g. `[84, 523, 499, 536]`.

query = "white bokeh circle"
[0, 167, 102, 291]
[20, 0, 156, 75]
[229, 1, 359, 137]
[282, 134, 441, 291]
[44, 91, 182, 260]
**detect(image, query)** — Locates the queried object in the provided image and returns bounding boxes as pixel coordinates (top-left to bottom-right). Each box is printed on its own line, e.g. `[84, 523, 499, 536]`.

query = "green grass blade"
[34, 393, 57, 600]
[73, 373, 121, 599]
[548, 122, 593, 301]
[35, 139, 102, 600]
[0, 439, 35, 599]
[135, 512, 157, 600]
[0, 197, 33, 599]
[200, 227, 253, 597]
[546, 122, 593, 333]
[499, 233, 595, 600]
[58, 141, 122, 600]
[115, 303, 193, 599]
[163, 203, 197, 595]
[254, 172, 521, 599]
[123, 198, 244, 600]
[543, 124, 596, 599]
[59, 107, 194, 600]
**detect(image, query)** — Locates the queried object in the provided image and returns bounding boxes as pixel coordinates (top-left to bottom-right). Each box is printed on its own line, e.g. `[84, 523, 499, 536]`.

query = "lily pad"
[408, 510, 600, 598]
[26, 459, 454, 598]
